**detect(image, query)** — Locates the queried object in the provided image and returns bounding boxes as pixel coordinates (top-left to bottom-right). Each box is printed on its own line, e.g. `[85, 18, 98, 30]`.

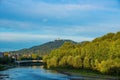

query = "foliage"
[0, 56, 14, 64]
[18, 53, 42, 60]
[43, 32, 120, 75]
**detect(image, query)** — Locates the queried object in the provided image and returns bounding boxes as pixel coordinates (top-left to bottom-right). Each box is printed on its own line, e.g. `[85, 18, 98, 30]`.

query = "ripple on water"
[0, 66, 109, 80]
[0, 67, 70, 80]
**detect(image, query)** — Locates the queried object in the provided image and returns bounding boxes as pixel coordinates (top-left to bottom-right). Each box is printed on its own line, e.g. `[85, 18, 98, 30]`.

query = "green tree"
[67, 55, 74, 66]
[59, 56, 68, 67]
[73, 56, 82, 68]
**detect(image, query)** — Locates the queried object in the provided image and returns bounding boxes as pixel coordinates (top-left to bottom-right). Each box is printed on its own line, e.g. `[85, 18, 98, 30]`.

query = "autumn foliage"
[43, 32, 120, 75]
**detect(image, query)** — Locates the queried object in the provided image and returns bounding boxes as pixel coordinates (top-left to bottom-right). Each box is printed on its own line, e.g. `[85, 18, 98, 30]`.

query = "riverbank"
[49, 67, 120, 80]
[0, 64, 5, 70]
[0, 64, 15, 71]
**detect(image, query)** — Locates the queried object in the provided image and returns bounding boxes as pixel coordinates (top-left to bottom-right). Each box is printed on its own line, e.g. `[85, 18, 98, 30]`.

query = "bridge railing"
[15, 60, 43, 63]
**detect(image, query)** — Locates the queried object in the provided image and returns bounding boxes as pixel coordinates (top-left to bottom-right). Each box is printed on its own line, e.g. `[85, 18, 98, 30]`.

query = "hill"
[43, 31, 120, 75]
[10, 39, 76, 55]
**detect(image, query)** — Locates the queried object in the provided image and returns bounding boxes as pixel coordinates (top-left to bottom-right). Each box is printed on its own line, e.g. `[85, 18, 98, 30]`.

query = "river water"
[0, 66, 116, 80]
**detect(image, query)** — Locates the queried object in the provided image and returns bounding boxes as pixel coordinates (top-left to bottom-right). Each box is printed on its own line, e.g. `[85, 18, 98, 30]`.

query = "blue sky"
[0, 0, 120, 51]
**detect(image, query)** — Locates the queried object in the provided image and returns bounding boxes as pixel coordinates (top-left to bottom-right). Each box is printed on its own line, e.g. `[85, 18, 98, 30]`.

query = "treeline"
[0, 57, 13, 64]
[16, 53, 42, 60]
[0, 55, 14, 70]
[0, 53, 14, 65]
[43, 32, 120, 75]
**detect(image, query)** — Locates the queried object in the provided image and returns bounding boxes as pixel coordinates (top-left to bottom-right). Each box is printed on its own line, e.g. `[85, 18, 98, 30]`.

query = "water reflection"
[31, 65, 44, 69]
[0, 66, 68, 80]
[0, 66, 113, 80]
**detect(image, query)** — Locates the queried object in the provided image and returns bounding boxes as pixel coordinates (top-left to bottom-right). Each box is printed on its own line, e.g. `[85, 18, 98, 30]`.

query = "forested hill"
[10, 39, 76, 55]
[43, 31, 120, 75]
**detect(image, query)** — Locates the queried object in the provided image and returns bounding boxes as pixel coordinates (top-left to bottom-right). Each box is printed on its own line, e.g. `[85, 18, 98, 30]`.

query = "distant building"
[0, 52, 4, 58]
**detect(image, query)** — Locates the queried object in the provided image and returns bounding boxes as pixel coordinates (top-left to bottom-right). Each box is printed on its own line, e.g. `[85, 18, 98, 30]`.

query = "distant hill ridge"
[10, 39, 76, 55]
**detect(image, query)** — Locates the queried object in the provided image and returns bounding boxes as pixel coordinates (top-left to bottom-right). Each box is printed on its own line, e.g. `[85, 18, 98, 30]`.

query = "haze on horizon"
[0, 0, 120, 51]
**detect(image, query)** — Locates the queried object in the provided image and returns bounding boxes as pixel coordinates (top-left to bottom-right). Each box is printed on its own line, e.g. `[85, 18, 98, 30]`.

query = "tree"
[73, 56, 82, 68]
[98, 59, 120, 74]
[59, 56, 68, 67]
[31, 53, 37, 59]
[83, 56, 91, 69]
[67, 55, 74, 66]
[109, 40, 120, 59]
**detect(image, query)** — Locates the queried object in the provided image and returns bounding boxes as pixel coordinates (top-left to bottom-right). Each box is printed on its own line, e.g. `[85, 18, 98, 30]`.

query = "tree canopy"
[43, 32, 120, 75]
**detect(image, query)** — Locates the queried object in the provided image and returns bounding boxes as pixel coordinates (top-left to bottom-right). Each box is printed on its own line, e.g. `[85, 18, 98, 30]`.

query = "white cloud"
[64, 24, 120, 33]
[0, 19, 120, 36]
[60, 36, 94, 42]
[1, 0, 107, 18]
[0, 32, 93, 42]
[0, 32, 54, 41]
[2, 0, 119, 18]
[0, 19, 35, 30]
[0, 19, 46, 31]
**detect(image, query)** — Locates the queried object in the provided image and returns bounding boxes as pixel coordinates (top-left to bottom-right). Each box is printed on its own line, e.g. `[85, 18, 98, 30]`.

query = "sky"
[0, 0, 120, 51]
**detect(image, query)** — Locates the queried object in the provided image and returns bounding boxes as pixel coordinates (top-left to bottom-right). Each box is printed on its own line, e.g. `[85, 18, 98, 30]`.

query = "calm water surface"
[0, 66, 111, 80]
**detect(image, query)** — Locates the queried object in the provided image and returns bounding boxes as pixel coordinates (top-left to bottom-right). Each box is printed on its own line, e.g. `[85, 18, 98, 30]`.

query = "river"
[0, 66, 116, 80]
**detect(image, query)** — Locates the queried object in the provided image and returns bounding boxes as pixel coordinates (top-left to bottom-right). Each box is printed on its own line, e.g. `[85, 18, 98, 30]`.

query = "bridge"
[15, 60, 44, 66]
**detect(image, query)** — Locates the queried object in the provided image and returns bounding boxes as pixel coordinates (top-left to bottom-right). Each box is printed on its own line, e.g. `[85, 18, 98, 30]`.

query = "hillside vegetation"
[43, 32, 120, 75]
[10, 40, 76, 56]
